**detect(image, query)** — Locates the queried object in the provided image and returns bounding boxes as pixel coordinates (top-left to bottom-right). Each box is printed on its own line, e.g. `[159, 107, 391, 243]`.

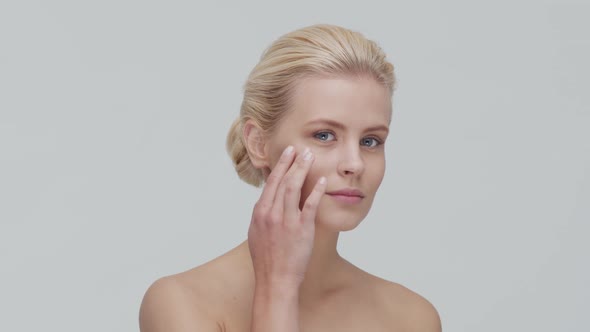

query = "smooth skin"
[139, 76, 442, 332]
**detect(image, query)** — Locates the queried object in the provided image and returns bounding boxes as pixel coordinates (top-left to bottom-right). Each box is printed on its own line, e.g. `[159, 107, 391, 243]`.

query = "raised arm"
[247, 145, 326, 332]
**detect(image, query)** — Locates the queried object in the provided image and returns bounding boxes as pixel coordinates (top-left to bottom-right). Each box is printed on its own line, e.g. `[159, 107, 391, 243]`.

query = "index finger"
[257, 145, 295, 206]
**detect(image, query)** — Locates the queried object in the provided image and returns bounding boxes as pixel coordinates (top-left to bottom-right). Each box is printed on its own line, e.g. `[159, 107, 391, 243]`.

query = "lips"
[326, 188, 365, 197]
[326, 188, 365, 204]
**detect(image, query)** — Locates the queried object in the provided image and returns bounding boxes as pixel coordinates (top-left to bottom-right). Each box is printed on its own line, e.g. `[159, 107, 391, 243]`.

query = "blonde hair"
[226, 24, 396, 187]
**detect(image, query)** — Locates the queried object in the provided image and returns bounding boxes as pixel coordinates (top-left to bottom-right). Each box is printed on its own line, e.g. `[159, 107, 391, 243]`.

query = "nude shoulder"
[377, 278, 442, 332]
[139, 251, 249, 332]
[139, 274, 224, 332]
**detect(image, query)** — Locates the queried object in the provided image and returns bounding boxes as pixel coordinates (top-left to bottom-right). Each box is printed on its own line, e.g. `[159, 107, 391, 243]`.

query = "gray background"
[1, 0, 588, 331]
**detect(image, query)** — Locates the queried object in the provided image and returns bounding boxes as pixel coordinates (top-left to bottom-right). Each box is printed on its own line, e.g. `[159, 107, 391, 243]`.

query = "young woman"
[139, 24, 441, 332]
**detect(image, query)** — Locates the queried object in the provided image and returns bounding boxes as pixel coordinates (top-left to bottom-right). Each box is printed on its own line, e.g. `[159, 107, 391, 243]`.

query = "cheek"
[371, 158, 386, 189]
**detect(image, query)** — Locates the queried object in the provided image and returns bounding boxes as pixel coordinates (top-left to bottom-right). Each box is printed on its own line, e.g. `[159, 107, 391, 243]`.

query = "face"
[263, 75, 391, 232]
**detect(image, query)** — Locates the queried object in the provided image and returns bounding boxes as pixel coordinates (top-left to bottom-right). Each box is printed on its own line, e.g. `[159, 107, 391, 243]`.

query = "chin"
[317, 219, 363, 232]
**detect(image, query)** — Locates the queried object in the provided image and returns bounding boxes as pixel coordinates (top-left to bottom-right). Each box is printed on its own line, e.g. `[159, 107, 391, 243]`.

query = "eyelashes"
[314, 131, 335, 141]
[361, 137, 381, 148]
[312, 130, 384, 148]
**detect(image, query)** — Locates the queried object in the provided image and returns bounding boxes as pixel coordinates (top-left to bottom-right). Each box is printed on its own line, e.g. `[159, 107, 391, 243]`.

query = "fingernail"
[283, 145, 293, 156]
[304, 150, 313, 160]
[319, 177, 326, 184]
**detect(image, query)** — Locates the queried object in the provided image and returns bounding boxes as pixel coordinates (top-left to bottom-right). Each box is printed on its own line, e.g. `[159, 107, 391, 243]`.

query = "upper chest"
[219, 286, 407, 332]
[298, 301, 401, 332]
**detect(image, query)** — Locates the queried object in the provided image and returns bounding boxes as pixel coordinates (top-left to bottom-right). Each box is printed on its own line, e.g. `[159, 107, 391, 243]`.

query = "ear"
[243, 119, 270, 171]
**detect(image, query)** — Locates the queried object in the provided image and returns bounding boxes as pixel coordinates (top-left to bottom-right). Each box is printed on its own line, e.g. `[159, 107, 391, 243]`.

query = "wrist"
[254, 279, 300, 301]
[251, 281, 301, 332]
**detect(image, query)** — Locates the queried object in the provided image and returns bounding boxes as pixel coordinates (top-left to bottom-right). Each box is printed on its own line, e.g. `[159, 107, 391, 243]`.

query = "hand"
[247, 146, 327, 288]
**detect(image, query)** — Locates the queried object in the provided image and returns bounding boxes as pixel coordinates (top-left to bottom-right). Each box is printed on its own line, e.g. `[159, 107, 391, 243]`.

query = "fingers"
[270, 147, 312, 222]
[270, 174, 287, 221]
[301, 176, 327, 224]
[255, 145, 321, 228]
[283, 148, 314, 218]
[257, 145, 295, 210]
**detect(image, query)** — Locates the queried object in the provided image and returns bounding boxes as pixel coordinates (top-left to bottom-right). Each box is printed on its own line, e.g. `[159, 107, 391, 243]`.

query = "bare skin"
[140, 241, 440, 332]
[139, 76, 442, 332]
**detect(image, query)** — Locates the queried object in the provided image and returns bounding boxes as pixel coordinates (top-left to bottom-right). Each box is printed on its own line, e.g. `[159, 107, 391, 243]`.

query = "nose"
[337, 143, 365, 177]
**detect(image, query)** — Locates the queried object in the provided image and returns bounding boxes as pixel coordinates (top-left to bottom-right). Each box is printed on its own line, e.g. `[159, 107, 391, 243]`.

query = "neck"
[236, 224, 350, 302]
[298, 225, 345, 300]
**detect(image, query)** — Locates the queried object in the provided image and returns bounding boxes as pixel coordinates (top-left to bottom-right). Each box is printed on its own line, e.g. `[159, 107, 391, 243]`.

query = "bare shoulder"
[373, 276, 442, 332]
[139, 274, 223, 332]
[139, 245, 251, 332]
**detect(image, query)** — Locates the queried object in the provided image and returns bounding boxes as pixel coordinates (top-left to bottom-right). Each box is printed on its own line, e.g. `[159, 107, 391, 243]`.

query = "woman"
[139, 24, 441, 332]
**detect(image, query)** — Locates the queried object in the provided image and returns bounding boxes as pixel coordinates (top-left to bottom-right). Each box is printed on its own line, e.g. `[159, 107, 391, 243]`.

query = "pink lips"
[326, 188, 365, 204]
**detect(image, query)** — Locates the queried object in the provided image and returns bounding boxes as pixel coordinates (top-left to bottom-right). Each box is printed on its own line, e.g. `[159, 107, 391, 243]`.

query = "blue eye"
[314, 131, 335, 141]
[361, 137, 381, 148]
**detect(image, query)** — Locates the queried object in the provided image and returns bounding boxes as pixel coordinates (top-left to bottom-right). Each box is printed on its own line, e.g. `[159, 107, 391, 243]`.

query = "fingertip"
[318, 176, 326, 185]
[283, 145, 294, 156]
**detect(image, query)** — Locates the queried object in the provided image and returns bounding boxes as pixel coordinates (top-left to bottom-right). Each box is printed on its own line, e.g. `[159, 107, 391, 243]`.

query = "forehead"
[286, 75, 392, 126]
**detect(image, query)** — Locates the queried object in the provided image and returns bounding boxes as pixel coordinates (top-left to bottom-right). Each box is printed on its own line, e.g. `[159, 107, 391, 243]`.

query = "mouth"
[326, 188, 365, 204]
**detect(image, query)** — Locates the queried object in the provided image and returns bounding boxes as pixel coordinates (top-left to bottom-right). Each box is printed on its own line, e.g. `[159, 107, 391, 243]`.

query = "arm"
[250, 282, 300, 332]
[246, 145, 327, 332]
[139, 277, 222, 332]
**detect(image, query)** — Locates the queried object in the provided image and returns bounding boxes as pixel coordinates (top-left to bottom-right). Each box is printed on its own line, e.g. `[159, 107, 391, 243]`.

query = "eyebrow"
[304, 118, 389, 133]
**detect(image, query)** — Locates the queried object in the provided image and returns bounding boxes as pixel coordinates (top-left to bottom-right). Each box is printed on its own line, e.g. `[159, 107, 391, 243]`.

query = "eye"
[313, 131, 336, 142]
[361, 137, 382, 148]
